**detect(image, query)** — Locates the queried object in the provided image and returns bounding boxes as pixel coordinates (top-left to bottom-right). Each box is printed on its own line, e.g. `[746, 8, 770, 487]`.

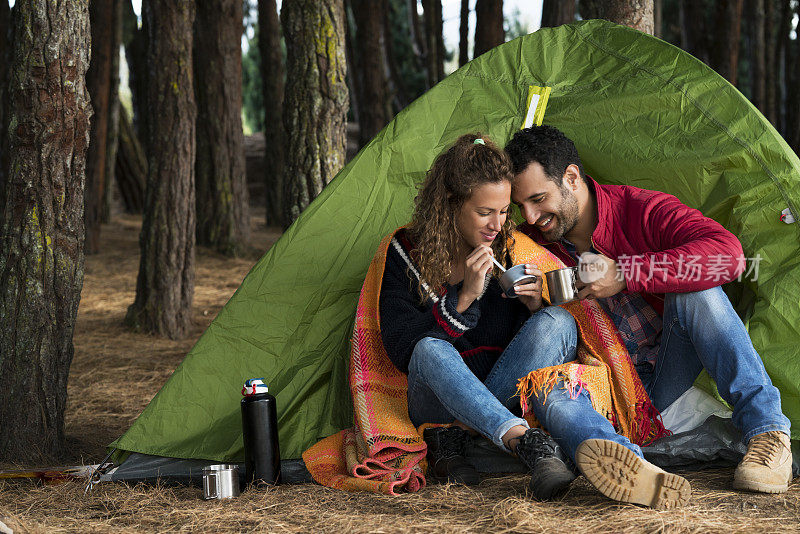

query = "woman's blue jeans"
[407, 306, 578, 450]
[527, 286, 791, 463]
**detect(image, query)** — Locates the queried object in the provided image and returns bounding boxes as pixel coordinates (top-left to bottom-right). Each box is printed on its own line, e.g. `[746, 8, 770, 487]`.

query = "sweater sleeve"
[379, 242, 480, 374]
[622, 191, 745, 294]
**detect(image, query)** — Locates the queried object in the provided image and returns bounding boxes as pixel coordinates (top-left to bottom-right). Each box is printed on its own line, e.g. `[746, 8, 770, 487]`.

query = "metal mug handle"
[204, 472, 219, 499]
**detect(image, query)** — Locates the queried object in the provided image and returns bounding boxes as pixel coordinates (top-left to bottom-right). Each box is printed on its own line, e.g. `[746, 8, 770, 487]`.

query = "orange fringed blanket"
[302, 230, 668, 495]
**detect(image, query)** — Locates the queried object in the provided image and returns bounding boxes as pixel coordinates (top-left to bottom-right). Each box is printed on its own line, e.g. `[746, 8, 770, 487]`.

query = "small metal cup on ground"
[545, 267, 578, 305]
[202, 464, 240, 500]
[498, 264, 538, 298]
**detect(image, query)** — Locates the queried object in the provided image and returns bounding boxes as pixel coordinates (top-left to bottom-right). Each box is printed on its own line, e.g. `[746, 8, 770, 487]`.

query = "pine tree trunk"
[408, 0, 426, 70]
[194, 0, 249, 256]
[541, 0, 575, 28]
[0, 0, 11, 203]
[459, 0, 469, 66]
[101, 4, 122, 225]
[421, 0, 444, 86]
[679, 0, 709, 65]
[125, 0, 195, 339]
[764, 0, 778, 125]
[383, 0, 408, 111]
[85, 0, 122, 254]
[474, 0, 504, 57]
[0, 0, 91, 462]
[711, 0, 744, 85]
[115, 107, 147, 213]
[786, 4, 800, 152]
[580, 0, 654, 35]
[123, 0, 148, 148]
[258, 0, 285, 228]
[281, 0, 348, 224]
[352, 0, 389, 147]
[749, 0, 766, 113]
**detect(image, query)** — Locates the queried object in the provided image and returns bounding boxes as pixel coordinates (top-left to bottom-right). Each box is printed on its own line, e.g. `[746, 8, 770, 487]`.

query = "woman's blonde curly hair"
[407, 133, 515, 302]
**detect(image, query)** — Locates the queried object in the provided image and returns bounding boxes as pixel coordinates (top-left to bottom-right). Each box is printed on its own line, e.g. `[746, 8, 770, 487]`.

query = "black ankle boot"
[422, 427, 481, 486]
[513, 428, 576, 500]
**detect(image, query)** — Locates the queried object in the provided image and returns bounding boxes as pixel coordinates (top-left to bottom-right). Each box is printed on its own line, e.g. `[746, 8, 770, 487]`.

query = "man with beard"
[503, 125, 792, 507]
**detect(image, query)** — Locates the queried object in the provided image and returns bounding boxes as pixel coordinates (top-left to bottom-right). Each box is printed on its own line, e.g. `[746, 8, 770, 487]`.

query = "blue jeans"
[527, 287, 790, 462]
[407, 306, 578, 450]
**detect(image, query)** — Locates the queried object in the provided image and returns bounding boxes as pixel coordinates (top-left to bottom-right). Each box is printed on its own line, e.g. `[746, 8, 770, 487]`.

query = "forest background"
[0, 1, 798, 532]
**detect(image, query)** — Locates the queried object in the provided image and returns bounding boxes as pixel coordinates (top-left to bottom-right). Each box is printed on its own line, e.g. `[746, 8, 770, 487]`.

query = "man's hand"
[576, 253, 627, 299]
[510, 264, 544, 313]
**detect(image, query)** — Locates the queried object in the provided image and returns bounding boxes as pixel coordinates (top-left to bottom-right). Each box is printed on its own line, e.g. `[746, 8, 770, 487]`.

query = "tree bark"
[0, 0, 11, 202]
[678, 0, 709, 65]
[749, 0, 766, 113]
[281, 0, 348, 224]
[421, 0, 444, 86]
[122, 0, 148, 148]
[653, 0, 661, 38]
[408, 0, 426, 71]
[474, 0, 504, 57]
[580, 0, 654, 35]
[258, 0, 285, 227]
[710, 0, 744, 85]
[764, 0, 778, 125]
[115, 107, 147, 213]
[85, 0, 122, 254]
[383, 0, 409, 111]
[125, 0, 195, 339]
[786, 3, 800, 152]
[194, 0, 250, 256]
[459, 0, 469, 66]
[541, 0, 575, 28]
[0, 0, 91, 462]
[352, 0, 389, 147]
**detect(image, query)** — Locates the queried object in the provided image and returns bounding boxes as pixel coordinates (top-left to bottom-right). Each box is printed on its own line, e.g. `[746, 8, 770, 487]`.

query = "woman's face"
[455, 180, 511, 250]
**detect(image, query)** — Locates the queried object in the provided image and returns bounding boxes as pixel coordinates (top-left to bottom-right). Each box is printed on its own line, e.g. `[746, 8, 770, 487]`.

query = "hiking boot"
[733, 431, 792, 494]
[575, 439, 691, 510]
[513, 428, 576, 500]
[423, 427, 480, 485]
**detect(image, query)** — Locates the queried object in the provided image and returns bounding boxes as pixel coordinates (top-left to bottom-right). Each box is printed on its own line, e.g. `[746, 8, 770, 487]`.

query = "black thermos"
[241, 378, 280, 485]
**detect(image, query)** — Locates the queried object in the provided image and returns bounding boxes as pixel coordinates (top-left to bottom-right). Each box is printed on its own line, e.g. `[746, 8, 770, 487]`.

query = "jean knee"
[409, 337, 455, 374]
[534, 306, 578, 349]
[667, 286, 732, 319]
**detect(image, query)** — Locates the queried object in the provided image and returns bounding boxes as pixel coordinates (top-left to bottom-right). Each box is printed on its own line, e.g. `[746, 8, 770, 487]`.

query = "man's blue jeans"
[528, 287, 791, 462]
[407, 306, 578, 450]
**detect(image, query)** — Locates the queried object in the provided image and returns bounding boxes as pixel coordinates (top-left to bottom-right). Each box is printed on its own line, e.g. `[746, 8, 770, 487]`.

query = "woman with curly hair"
[378, 133, 579, 500]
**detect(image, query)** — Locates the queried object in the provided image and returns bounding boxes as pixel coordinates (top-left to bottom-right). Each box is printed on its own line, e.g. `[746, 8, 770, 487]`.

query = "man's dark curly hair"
[504, 125, 587, 186]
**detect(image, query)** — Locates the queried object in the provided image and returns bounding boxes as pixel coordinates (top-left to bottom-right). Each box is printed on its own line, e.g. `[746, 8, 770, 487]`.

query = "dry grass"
[1, 215, 799, 533]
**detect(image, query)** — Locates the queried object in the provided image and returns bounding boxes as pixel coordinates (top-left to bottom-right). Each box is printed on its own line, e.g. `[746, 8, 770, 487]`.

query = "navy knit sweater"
[379, 230, 530, 381]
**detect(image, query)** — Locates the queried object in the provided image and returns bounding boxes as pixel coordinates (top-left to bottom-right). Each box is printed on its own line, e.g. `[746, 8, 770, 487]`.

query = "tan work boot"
[733, 431, 793, 493]
[576, 439, 691, 510]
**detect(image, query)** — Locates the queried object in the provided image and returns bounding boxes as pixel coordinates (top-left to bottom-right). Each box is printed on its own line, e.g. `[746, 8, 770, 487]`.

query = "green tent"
[111, 20, 800, 464]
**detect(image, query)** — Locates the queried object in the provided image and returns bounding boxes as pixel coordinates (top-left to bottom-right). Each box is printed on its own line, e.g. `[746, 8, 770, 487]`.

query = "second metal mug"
[545, 267, 578, 305]
[202, 464, 240, 500]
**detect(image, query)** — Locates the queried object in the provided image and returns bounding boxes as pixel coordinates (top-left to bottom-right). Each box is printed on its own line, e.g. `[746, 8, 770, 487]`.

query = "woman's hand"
[456, 245, 494, 313]
[512, 264, 544, 313]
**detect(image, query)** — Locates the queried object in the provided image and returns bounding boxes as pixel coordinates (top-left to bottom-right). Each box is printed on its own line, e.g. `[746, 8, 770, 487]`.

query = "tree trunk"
[383, 0, 409, 111]
[786, 3, 800, 152]
[258, 0, 285, 228]
[125, 0, 195, 339]
[101, 4, 122, 226]
[352, 0, 389, 147]
[85, 0, 122, 254]
[710, 0, 744, 85]
[474, 0, 504, 57]
[194, 0, 249, 256]
[679, 0, 709, 65]
[764, 0, 778, 125]
[749, 0, 766, 113]
[0, 0, 91, 462]
[122, 0, 148, 148]
[653, 0, 661, 38]
[115, 107, 147, 213]
[541, 0, 575, 27]
[459, 0, 469, 66]
[281, 0, 348, 224]
[408, 0, 426, 71]
[0, 0, 11, 203]
[421, 0, 444, 86]
[580, 0, 654, 35]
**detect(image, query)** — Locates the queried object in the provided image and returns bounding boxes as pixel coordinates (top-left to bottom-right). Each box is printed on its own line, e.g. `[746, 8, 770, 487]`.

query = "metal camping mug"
[498, 264, 538, 298]
[545, 266, 578, 305]
[202, 464, 240, 500]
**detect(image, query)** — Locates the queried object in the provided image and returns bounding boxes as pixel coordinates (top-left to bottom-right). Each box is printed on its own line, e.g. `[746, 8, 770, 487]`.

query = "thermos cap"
[242, 377, 269, 396]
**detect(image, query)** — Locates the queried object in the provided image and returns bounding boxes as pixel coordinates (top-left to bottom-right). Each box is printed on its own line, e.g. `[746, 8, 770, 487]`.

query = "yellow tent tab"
[522, 85, 552, 129]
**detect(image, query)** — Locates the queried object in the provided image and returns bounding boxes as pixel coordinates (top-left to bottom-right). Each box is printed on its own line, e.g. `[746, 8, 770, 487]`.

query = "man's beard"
[542, 187, 579, 242]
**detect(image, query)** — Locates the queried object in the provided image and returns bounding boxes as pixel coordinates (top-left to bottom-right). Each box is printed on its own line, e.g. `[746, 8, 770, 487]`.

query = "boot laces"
[743, 431, 789, 467]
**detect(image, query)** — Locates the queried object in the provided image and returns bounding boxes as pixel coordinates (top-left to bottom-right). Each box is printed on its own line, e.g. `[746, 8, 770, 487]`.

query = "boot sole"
[732, 477, 789, 494]
[576, 439, 691, 510]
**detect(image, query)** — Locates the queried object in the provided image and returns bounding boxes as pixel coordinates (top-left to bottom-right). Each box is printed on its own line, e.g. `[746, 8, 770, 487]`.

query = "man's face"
[511, 162, 579, 242]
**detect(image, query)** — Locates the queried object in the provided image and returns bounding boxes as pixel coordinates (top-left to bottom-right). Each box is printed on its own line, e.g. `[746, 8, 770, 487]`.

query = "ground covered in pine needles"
[1, 215, 799, 533]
